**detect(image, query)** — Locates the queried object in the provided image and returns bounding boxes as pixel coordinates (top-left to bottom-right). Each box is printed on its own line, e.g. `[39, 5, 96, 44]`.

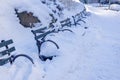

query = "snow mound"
[110, 4, 120, 11]
[59, 0, 85, 11]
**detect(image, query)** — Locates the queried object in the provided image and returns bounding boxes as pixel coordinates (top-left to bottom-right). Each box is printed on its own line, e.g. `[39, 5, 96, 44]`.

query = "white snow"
[110, 4, 120, 11]
[0, 1, 120, 80]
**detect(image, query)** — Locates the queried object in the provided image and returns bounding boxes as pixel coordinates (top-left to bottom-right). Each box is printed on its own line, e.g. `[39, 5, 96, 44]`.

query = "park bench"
[31, 27, 59, 61]
[0, 39, 34, 66]
[31, 26, 73, 61]
[60, 14, 86, 28]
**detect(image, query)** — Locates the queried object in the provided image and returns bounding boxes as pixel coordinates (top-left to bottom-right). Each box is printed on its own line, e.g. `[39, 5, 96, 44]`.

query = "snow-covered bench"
[31, 28, 59, 61]
[60, 10, 87, 28]
[31, 27, 73, 61]
[0, 39, 34, 66]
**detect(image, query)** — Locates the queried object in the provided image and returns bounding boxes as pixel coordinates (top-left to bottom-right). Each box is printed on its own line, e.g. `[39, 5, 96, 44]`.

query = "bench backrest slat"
[0, 39, 13, 48]
[35, 30, 52, 40]
[32, 27, 47, 34]
[0, 57, 11, 66]
[0, 47, 16, 57]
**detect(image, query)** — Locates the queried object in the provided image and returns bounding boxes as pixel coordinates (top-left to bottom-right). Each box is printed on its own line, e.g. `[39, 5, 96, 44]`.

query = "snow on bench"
[31, 28, 59, 61]
[0, 39, 34, 66]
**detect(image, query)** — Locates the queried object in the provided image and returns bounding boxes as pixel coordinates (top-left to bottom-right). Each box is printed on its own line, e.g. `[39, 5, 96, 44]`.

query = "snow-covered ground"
[0, 1, 120, 80]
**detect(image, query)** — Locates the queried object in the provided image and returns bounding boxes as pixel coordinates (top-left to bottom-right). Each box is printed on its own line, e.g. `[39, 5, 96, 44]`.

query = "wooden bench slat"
[0, 57, 11, 66]
[35, 30, 53, 40]
[0, 39, 13, 48]
[60, 18, 70, 23]
[32, 27, 47, 34]
[0, 47, 15, 57]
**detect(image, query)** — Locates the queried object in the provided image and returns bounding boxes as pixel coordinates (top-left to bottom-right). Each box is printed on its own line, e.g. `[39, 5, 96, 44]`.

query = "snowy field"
[0, 1, 120, 80]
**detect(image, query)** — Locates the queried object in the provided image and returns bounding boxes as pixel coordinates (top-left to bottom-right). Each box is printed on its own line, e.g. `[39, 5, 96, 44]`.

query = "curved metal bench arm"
[11, 54, 34, 64]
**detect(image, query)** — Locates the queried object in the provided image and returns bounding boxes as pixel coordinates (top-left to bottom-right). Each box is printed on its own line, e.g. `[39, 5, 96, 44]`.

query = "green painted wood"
[0, 57, 11, 66]
[32, 27, 47, 34]
[0, 47, 15, 57]
[35, 29, 56, 40]
[35, 30, 52, 40]
[0, 39, 13, 48]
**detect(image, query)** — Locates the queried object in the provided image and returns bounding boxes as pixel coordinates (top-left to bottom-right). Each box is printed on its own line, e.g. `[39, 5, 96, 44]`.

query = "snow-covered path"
[75, 5, 120, 80]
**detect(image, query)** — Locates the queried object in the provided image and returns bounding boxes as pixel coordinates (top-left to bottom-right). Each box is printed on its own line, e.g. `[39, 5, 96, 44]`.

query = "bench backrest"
[31, 28, 55, 40]
[0, 39, 13, 48]
[0, 39, 15, 57]
[31, 27, 47, 35]
[60, 18, 71, 27]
